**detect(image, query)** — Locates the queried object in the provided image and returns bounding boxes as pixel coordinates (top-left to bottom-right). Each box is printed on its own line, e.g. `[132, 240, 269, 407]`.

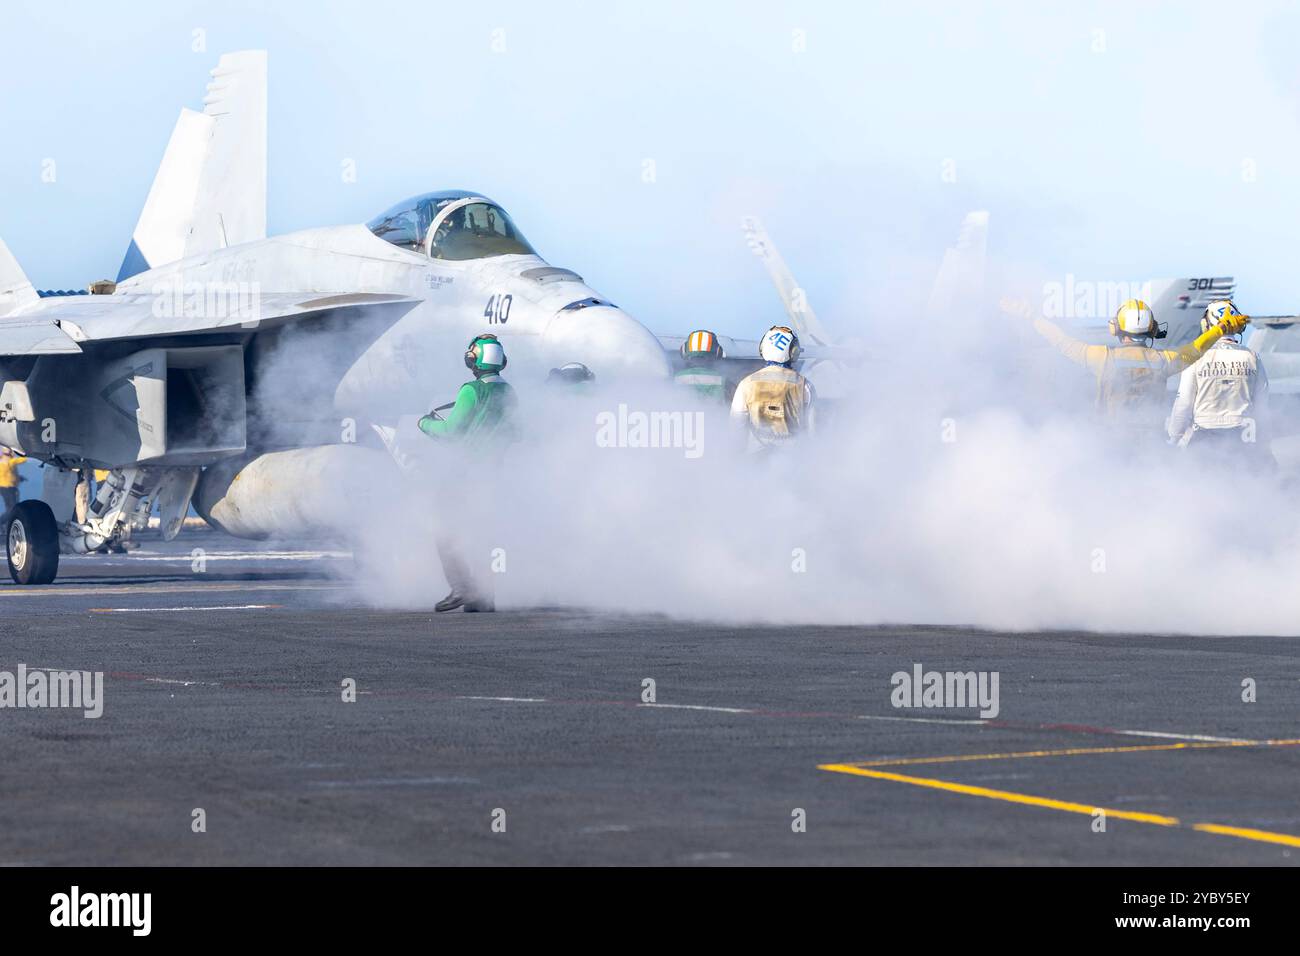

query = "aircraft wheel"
[6, 500, 59, 585]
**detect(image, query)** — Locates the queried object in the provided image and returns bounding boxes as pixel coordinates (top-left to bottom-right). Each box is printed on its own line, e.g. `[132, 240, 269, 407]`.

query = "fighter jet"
[0, 51, 678, 582]
[723, 209, 990, 395]
[0, 50, 956, 584]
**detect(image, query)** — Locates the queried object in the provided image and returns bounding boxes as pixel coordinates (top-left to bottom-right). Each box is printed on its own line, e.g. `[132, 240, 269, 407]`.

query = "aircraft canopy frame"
[365, 190, 536, 262]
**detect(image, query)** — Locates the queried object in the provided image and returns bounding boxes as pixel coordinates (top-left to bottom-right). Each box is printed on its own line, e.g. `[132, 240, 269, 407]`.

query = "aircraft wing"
[0, 291, 420, 356]
[657, 333, 758, 380]
[1240, 318, 1300, 396]
[0, 318, 85, 355]
[655, 209, 990, 388]
[1247, 314, 1300, 329]
[656, 333, 856, 362]
[655, 333, 862, 387]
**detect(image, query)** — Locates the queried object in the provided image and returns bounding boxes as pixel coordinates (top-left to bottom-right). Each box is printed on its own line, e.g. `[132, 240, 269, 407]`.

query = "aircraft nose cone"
[543, 305, 671, 380]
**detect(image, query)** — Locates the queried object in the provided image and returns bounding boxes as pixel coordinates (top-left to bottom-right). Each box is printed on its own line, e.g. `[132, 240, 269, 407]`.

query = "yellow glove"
[1219, 308, 1249, 334]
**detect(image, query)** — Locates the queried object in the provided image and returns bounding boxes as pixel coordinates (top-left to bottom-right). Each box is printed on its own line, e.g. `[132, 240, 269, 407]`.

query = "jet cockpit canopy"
[366, 190, 536, 261]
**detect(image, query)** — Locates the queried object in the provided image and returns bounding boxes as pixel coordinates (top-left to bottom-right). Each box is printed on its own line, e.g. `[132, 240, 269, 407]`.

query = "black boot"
[435, 590, 466, 612]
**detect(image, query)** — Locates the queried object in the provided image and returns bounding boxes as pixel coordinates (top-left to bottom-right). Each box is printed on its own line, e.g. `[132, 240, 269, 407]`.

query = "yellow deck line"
[819, 764, 1181, 825]
[1192, 823, 1300, 848]
[820, 738, 1300, 848]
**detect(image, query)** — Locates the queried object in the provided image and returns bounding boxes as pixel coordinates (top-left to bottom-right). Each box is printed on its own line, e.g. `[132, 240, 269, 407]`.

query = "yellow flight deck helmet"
[1108, 299, 1164, 340]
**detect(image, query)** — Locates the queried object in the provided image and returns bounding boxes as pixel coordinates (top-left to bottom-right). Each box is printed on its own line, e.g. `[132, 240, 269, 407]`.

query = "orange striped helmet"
[681, 329, 724, 362]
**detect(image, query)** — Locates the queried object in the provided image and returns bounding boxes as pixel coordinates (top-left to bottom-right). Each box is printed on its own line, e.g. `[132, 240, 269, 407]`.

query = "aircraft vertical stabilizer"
[118, 50, 267, 281]
[1146, 276, 1235, 348]
[742, 215, 837, 347]
[925, 210, 988, 320]
[0, 238, 39, 317]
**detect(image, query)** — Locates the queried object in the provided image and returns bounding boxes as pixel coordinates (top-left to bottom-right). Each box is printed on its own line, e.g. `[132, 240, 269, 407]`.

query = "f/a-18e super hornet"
[0, 51, 981, 584]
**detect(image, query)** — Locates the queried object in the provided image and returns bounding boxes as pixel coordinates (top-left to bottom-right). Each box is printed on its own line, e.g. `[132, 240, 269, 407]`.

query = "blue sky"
[3, 0, 1300, 338]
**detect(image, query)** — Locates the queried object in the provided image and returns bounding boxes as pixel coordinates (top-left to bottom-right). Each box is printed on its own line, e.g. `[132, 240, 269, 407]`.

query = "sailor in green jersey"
[419, 333, 517, 612]
[674, 329, 730, 402]
[419, 335, 518, 451]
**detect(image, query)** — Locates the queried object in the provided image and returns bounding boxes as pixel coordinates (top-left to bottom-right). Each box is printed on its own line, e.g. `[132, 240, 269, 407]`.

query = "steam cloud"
[335, 308, 1300, 636]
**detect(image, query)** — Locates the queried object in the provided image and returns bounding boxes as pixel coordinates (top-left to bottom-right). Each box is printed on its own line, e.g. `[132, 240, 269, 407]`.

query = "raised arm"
[1001, 297, 1109, 378]
[1030, 316, 1109, 377]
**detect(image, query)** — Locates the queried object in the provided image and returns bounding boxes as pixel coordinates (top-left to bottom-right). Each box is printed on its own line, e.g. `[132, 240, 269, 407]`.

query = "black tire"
[6, 500, 59, 585]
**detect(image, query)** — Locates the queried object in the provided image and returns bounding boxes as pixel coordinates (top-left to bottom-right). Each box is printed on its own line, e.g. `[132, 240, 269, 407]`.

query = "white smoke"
[339, 328, 1300, 636]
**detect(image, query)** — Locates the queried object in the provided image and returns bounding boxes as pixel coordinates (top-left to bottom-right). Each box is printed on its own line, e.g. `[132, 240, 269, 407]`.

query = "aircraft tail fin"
[1145, 276, 1235, 347]
[742, 216, 837, 347]
[925, 210, 989, 320]
[0, 238, 39, 318]
[117, 50, 267, 282]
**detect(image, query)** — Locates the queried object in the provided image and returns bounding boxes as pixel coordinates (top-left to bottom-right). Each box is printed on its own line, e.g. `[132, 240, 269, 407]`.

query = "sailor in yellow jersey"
[730, 325, 815, 452]
[0, 447, 26, 514]
[1004, 296, 1250, 427]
